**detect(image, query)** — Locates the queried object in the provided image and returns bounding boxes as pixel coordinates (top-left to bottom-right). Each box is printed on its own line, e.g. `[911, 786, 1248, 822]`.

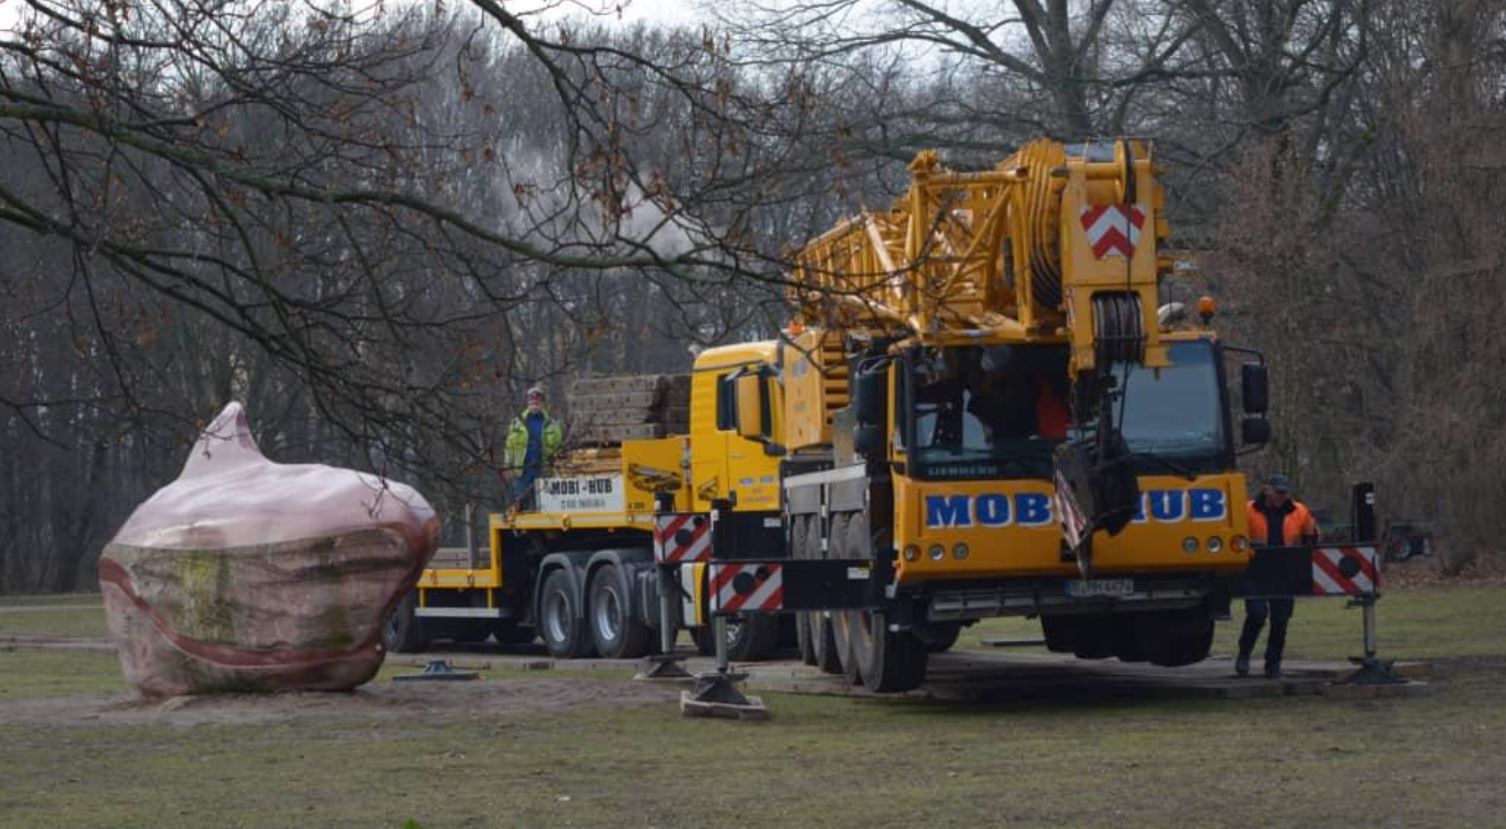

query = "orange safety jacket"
[1246, 497, 1319, 546]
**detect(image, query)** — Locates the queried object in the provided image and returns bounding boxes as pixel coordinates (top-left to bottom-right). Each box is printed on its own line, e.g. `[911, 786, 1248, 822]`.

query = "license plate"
[1066, 578, 1134, 598]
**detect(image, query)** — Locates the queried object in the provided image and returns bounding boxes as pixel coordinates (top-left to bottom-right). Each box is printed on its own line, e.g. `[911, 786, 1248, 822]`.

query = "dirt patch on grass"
[0, 674, 679, 730]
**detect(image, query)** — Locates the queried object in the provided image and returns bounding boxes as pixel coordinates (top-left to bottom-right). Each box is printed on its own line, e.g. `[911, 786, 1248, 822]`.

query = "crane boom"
[788, 139, 1171, 377]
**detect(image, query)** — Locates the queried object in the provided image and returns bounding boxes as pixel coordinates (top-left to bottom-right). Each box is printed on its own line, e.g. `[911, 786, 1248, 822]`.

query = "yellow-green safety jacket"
[504, 408, 563, 471]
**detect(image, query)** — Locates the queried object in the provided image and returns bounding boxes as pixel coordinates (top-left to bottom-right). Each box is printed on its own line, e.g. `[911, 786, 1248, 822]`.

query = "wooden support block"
[680, 690, 770, 721]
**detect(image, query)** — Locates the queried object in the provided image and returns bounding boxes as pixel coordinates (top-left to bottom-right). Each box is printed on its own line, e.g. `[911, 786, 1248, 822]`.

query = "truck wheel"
[811, 611, 843, 674]
[588, 564, 652, 659]
[382, 592, 428, 654]
[796, 612, 816, 665]
[491, 622, 537, 647]
[539, 568, 592, 658]
[847, 609, 928, 692]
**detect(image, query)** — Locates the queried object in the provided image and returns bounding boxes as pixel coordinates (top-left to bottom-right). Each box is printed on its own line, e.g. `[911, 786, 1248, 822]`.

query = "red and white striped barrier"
[709, 562, 784, 613]
[1312, 546, 1379, 596]
[654, 513, 712, 563]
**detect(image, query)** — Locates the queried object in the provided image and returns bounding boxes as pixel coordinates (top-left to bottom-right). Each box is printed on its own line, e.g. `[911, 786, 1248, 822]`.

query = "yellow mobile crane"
[386, 139, 1272, 686]
[717, 139, 1273, 691]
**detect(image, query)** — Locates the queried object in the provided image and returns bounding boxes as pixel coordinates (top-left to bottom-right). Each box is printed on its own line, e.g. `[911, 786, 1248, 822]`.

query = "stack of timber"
[568, 374, 691, 445]
[552, 446, 624, 476]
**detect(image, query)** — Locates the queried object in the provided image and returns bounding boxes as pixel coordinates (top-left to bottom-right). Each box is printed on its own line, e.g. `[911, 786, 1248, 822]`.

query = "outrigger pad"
[394, 660, 480, 682]
[99, 403, 440, 697]
[633, 653, 695, 683]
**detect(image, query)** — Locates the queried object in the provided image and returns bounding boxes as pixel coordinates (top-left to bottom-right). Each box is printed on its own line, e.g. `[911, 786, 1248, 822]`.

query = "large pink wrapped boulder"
[99, 403, 440, 696]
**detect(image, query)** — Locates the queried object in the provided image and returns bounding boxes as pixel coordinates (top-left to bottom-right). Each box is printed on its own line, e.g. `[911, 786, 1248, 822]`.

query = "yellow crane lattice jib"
[788, 139, 1165, 359]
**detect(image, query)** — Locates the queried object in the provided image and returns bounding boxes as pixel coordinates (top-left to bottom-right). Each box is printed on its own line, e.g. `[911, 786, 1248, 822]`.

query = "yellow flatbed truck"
[383, 348, 795, 660]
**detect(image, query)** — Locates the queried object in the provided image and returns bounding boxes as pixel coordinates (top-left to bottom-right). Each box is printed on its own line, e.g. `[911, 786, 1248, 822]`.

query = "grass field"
[2, 586, 1504, 828]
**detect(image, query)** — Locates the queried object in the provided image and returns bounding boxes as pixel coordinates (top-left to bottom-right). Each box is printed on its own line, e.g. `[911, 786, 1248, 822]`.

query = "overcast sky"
[521, 0, 704, 28]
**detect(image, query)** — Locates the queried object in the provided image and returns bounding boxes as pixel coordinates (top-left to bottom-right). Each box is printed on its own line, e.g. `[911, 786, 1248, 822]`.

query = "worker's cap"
[1266, 473, 1292, 494]
[526, 386, 546, 400]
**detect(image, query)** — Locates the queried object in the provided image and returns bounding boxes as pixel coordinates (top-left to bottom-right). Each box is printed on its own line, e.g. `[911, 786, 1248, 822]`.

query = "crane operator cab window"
[908, 345, 1069, 480]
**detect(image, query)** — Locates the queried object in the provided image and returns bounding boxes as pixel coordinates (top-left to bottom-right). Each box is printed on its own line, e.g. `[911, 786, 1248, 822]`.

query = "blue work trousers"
[1238, 598, 1294, 665]
[512, 464, 541, 509]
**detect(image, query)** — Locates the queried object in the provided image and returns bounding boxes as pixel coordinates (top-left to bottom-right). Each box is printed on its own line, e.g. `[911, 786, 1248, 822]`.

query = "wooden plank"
[575, 423, 670, 443]
[570, 375, 669, 397]
[571, 390, 661, 410]
[680, 690, 770, 721]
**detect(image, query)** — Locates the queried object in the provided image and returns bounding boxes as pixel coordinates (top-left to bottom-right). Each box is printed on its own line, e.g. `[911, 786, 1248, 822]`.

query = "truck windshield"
[907, 345, 1067, 480]
[905, 340, 1228, 480]
[1115, 340, 1228, 465]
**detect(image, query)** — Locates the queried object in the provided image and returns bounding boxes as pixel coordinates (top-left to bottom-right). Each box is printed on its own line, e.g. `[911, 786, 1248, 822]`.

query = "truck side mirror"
[854, 423, 883, 455]
[1241, 416, 1271, 446]
[1241, 363, 1268, 414]
[733, 371, 774, 442]
[854, 361, 888, 427]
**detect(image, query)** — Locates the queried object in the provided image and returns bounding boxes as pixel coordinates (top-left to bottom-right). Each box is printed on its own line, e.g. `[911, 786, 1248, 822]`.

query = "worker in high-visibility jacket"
[1237, 473, 1320, 678]
[504, 386, 563, 509]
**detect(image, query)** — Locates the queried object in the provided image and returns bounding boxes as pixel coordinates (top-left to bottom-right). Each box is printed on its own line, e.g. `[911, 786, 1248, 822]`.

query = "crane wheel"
[796, 611, 817, 666]
[588, 564, 653, 660]
[810, 611, 843, 674]
[831, 608, 861, 686]
[846, 609, 928, 692]
[1139, 609, 1215, 667]
[689, 615, 781, 661]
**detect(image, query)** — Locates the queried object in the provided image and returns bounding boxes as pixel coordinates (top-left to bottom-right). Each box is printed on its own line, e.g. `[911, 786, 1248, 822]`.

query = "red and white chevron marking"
[654, 513, 712, 563]
[1079, 204, 1146, 258]
[709, 562, 783, 613]
[1311, 546, 1380, 596]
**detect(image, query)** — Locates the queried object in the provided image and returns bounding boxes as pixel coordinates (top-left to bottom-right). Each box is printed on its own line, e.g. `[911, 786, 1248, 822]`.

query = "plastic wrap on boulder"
[99, 403, 440, 696]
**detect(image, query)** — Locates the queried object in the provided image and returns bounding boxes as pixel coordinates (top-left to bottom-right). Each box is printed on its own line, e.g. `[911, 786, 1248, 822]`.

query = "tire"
[1041, 615, 1076, 654]
[1140, 609, 1214, 668]
[382, 592, 427, 654]
[588, 564, 653, 659]
[1113, 618, 1147, 663]
[831, 607, 862, 686]
[847, 609, 928, 692]
[915, 623, 962, 653]
[796, 611, 816, 666]
[538, 568, 593, 658]
[827, 514, 862, 685]
[811, 611, 843, 674]
[1057, 614, 1113, 660]
[491, 621, 537, 646]
[727, 615, 780, 661]
[692, 615, 781, 661]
